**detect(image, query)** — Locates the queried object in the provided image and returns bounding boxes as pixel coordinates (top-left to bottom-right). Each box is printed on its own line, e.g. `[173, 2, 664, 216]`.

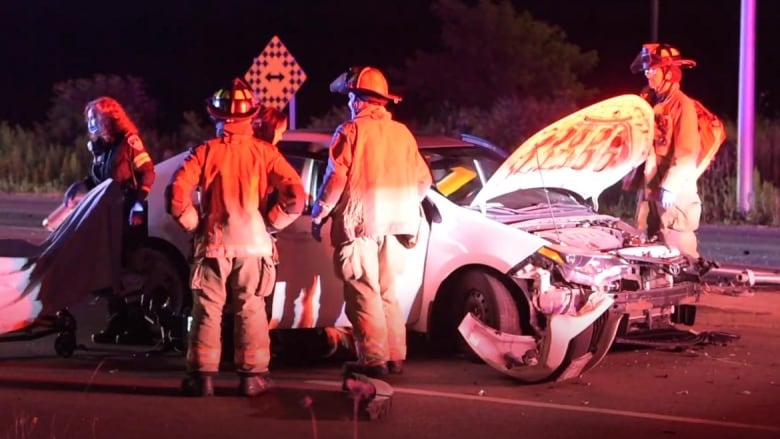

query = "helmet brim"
[329, 71, 403, 103]
[676, 59, 697, 69]
[630, 55, 697, 74]
[205, 99, 259, 121]
[353, 87, 403, 104]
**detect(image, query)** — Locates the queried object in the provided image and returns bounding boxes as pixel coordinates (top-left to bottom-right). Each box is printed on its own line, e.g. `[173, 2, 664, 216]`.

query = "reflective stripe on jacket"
[87, 133, 156, 202]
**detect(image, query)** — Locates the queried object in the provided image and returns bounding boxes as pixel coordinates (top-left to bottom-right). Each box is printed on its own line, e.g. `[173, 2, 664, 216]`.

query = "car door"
[271, 151, 429, 330]
[271, 154, 344, 329]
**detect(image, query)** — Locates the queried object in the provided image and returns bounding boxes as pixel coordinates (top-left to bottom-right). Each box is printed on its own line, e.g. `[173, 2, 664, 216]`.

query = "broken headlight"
[537, 245, 631, 288]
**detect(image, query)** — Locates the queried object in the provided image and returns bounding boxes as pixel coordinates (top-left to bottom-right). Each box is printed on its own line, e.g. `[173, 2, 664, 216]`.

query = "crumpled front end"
[458, 248, 626, 383]
[528, 222, 700, 331]
[611, 244, 700, 331]
[459, 287, 621, 383]
[459, 243, 699, 382]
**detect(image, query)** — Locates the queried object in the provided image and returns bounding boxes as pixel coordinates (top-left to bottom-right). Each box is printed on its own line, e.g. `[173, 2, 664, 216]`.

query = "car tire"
[124, 242, 191, 350]
[448, 269, 523, 359]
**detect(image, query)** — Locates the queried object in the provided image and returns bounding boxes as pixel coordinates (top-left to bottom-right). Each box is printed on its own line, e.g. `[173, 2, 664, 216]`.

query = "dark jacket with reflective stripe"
[85, 132, 156, 203]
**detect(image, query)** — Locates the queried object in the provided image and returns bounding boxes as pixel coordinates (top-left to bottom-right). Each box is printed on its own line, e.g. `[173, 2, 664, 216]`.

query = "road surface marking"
[306, 379, 780, 433]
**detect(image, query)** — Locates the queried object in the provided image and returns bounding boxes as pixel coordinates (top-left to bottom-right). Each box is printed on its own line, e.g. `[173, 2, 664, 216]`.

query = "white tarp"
[0, 179, 123, 333]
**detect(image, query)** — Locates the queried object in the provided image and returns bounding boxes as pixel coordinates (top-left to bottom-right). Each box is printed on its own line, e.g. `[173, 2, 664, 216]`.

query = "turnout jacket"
[312, 105, 433, 245]
[166, 122, 305, 259]
[643, 84, 702, 200]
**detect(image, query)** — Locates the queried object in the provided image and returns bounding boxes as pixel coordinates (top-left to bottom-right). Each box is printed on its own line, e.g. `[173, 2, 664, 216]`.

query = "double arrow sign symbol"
[265, 72, 285, 81]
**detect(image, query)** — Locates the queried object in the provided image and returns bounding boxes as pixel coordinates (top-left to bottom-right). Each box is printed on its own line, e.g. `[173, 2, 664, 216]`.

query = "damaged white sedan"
[144, 94, 700, 383]
[449, 95, 702, 382]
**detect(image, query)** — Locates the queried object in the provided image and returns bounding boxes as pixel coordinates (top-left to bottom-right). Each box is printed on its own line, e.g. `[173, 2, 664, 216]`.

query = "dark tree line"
[0, 0, 776, 224]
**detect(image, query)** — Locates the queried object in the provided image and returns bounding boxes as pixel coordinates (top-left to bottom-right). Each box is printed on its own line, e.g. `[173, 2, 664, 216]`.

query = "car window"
[421, 146, 588, 211]
[487, 188, 586, 210]
[277, 141, 329, 214]
[422, 147, 503, 205]
[285, 155, 307, 174]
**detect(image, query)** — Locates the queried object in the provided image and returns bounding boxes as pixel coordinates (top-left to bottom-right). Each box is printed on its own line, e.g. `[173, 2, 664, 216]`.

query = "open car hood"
[470, 94, 655, 207]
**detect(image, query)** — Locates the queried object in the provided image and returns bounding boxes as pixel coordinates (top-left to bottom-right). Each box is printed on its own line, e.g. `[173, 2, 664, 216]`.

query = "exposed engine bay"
[517, 217, 700, 335]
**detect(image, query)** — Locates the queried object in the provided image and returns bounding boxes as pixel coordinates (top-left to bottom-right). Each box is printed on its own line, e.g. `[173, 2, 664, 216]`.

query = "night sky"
[1, 0, 778, 130]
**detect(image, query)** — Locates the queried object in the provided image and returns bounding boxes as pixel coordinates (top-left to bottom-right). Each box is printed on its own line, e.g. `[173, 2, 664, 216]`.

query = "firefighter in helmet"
[311, 66, 433, 378]
[64, 96, 157, 345]
[629, 43, 703, 260]
[166, 78, 305, 397]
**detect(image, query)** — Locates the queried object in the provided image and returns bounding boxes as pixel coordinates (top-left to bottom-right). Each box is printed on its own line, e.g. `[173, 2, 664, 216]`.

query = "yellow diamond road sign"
[244, 35, 307, 110]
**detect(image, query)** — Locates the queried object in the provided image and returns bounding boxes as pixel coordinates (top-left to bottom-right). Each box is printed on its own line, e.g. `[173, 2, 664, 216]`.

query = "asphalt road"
[1, 193, 780, 439]
[1, 299, 779, 439]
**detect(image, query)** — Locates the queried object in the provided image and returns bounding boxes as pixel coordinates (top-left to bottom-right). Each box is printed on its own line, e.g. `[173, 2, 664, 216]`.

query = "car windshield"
[423, 147, 501, 205]
[421, 147, 588, 211]
[276, 136, 590, 213]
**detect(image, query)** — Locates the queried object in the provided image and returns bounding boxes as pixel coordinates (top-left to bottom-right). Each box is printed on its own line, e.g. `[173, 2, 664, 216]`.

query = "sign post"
[244, 35, 307, 129]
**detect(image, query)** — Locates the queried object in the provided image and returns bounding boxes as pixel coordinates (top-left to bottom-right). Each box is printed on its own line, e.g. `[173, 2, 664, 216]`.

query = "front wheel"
[447, 270, 523, 358]
[124, 244, 191, 350]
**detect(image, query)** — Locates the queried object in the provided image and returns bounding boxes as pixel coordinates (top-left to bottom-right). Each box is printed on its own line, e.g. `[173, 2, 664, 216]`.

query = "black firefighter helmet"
[630, 43, 697, 74]
[206, 78, 259, 121]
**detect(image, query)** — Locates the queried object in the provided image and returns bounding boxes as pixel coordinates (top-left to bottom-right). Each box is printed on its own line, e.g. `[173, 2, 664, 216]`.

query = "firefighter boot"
[388, 360, 404, 375]
[181, 373, 215, 397]
[238, 373, 274, 397]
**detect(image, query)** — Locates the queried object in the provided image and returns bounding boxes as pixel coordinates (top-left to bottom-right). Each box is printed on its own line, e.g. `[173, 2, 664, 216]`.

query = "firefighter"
[629, 43, 703, 260]
[166, 78, 305, 397]
[252, 105, 288, 146]
[311, 66, 433, 378]
[63, 96, 157, 345]
[251, 106, 290, 223]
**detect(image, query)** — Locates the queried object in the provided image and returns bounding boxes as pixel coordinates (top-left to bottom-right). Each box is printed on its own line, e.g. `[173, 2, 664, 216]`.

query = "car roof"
[280, 128, 484, 154]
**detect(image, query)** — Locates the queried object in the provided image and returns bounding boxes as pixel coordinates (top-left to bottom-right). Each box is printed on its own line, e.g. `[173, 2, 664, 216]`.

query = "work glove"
[176, 207, 199, 232]
[311, 218, 324, 242]
[660, 189, 676, 209]
[63, 181, 83, 206]
[128, 201, 145, 226]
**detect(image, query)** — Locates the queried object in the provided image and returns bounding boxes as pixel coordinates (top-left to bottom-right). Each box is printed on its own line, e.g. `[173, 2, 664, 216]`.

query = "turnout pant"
[646, 191, 702, 260]
[333, 235, 407, 366]
[187, 256, 275, 374]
